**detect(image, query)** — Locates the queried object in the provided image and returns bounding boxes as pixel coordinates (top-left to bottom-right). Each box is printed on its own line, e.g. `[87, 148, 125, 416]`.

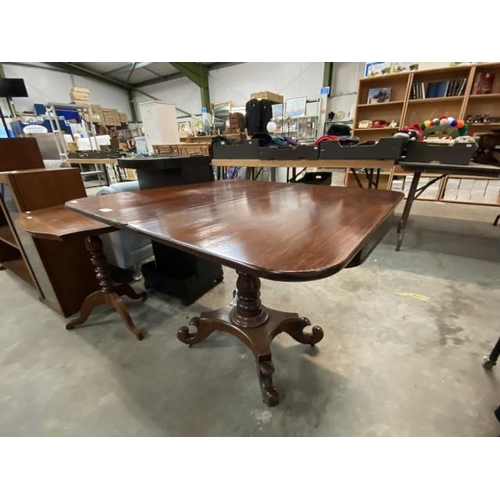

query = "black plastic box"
[403, 141, 476, 165]
[117, 156, 213, 189]
[259, 145, 320, 160]
[319, 137, 406, 160]
[212, 140, 260, 159]
[291, 172, 332, 185]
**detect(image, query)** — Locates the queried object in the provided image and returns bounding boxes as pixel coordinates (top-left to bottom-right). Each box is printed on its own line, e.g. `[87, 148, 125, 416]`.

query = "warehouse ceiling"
[68, 62, 241, 88]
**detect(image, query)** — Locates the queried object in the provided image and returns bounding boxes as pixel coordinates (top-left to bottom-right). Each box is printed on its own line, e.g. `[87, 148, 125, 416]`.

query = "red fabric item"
[403, 124, 424, 141]
[313, 135, 339, 146]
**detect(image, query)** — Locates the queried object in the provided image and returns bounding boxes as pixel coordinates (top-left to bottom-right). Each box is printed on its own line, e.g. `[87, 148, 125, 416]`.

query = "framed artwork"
[286, 97, 307, 118]
[392, 62, 419, 73]
[367, 87, 391, 104]
[364, 62, 392, 77]
[272, 103, 283, 120]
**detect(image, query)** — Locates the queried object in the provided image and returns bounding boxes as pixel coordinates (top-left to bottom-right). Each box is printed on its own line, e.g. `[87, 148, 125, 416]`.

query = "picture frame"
[367, 87, 391, 104]
[285, 97, 307, 118]
[364, 62, 392, 77]
[392, 62, 419, 73]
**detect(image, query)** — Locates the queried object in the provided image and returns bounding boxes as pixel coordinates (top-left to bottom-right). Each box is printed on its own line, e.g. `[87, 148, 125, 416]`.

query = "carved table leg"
[178, 271, 324, 406]
[66, 234, 145, 340]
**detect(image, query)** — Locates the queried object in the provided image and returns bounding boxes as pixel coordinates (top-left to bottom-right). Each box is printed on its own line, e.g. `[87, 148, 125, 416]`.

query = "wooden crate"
[250, 91, 283, 103]
[153, 143, 211, 157]
[119, 112, 128, 123]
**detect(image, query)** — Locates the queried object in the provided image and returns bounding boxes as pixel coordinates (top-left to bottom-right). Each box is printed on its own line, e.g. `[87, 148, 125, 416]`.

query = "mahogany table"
[396, 161, 500, 251]
[65, 180, 403, 406]
[16, 206, 147, 340]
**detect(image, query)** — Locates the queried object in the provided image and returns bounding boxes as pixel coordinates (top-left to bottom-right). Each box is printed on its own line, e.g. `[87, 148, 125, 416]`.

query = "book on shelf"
[426, 81, 449, 98]
[410, 82, 425, 99]
[472, 72, 495, 95]
[445, 78, 467, 97]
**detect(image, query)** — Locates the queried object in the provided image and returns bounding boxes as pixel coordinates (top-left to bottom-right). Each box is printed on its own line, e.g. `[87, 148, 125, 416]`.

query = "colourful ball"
[446, 117, 454, 125]
[424, 120, 432, 128]
[457, 119, 465, 128]
[439, 115, 447, 120]
[433, 118, 440, 126]
[420, 122, 426, 130]
[440, 118, 448, 125]
[451, 119, 457, 127]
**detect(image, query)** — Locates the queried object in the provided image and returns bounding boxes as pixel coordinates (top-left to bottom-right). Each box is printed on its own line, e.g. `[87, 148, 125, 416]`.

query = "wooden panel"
[32, 238, 97, 317]
[16, 205, 112, 240]
[0, 225, 17, 247]
[0, 138, 45, 172]
[9, 168, 86, 212]
[0, 239, 22, 263]
[2, 256, 35, 286]
[4, 168, 99, 317]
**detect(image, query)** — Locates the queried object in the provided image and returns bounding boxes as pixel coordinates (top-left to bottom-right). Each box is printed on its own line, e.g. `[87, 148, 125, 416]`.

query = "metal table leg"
[395, 172, 421, 251]
[483, 336, 500, 369]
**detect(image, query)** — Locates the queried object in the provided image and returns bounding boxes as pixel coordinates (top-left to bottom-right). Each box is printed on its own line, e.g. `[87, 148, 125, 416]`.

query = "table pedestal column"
[66, 234, 147, 340]
[178, 271, 324, 406]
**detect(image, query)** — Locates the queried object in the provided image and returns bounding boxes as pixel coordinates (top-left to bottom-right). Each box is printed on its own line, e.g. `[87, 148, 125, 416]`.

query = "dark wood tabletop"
[66, 180, 403, 281]
[16, 205, 115, 241]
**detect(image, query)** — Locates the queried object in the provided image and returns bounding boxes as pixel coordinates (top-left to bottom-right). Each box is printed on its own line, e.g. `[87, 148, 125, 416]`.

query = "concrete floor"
[1, 199, 499, 436]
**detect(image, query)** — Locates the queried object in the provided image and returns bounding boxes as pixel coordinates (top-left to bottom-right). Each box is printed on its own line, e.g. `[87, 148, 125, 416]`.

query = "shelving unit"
[351, 63, 500, 206]
[0, 185, 37, 288]
[45, 102, 109, 187]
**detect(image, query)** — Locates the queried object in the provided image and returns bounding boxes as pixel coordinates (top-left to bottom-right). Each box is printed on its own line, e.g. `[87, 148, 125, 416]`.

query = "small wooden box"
[250, 91, 284, 103]
[153, 143, 211, 157]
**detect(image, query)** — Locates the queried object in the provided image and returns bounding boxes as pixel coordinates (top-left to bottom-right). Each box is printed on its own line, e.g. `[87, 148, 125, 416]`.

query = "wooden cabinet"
[352, 63, 500, 206]
[0, 138, 98, 317]
[0, 168, 99, 317]
[139, 101, 180, 154]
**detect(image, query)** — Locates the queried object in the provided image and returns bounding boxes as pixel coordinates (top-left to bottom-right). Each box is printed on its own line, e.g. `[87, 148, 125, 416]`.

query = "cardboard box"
[119, 112, 128, 123]
[101, 108, 121, 127]
[70, 86, 90, 102]
[250, 91, 284, 103]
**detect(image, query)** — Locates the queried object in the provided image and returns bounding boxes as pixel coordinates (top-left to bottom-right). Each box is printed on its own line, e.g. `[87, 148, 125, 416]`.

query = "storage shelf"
[0, 225, 18, 248]
[357, 100, 404, 108]
[3, 258, 34, 286]
[466, 122, 500, 127]
[354, 127, 399, 132]
[439, 198, 500, 207]
[468, 93, 500, 99]
[408, 97, 464, 104]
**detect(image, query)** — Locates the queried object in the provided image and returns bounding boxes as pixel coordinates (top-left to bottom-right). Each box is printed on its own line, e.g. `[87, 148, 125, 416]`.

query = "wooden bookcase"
[351, 63, 500, 206]
[0, 138, 99, 317]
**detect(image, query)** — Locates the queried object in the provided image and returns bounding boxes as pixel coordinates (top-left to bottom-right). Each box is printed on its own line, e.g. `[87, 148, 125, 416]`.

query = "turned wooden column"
[229, 271, 269, 328]
[86, 235, 114, 293]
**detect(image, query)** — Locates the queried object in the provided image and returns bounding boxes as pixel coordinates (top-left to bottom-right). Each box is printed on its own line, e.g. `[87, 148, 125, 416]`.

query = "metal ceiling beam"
[166, 62, 210, 109]
[44, 62, 131, 90]
[126, 63, 137, 84]
[102, 61, 152, 76]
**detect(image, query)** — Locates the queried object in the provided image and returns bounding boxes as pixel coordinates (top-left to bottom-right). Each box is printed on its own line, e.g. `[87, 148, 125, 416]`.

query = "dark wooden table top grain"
[16, 205, 114, 241]
[66, 180, 403, 281]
